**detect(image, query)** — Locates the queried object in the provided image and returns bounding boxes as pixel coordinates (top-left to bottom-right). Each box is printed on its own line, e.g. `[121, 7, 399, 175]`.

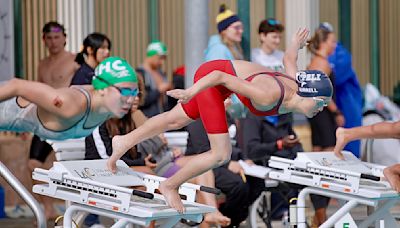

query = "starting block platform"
[268, 151, 400, 228]
[32, 159, 216, 228]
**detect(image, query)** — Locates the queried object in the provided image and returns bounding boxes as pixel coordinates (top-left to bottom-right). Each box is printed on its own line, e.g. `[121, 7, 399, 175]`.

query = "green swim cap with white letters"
[146, 41, 168, 57]
[92, 56, 137, 90]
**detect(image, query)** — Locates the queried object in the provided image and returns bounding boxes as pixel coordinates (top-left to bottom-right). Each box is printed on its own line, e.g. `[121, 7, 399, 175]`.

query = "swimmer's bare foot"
[383, 164, 400, 192]
[159, 181, 185, 213]
[204, 211, 231, 227]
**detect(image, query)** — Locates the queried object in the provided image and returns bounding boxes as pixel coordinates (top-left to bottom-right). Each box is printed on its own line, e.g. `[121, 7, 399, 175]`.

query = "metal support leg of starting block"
[111, 219, 130, 228]
[63, 204, 148, 228]
[0, 162, 47, 228]
[296, 187, 377, 228]
[63, 203, 205, 228]
[321, 200, 358, 228]
[358, 199, 399, 228]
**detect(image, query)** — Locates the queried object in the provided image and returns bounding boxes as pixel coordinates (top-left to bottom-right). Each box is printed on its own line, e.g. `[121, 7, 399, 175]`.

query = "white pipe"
[320, 200, 358, 228]
[297, 187, 377, 228]
[63, 204, 148, 227]
[0, 162, 46, 228]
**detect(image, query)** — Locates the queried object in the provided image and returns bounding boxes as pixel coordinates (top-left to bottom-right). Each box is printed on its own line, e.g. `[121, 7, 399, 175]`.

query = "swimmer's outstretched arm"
[334, 121, 400, 159]
[283, 28, 310, 79]
[0, 78, 81, 118]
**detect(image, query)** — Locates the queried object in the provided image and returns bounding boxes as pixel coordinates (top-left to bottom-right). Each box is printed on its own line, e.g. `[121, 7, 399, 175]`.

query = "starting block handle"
[360, 173, 380, 181]
[132, 189, 154, 199]
[200, 186, 221, 195]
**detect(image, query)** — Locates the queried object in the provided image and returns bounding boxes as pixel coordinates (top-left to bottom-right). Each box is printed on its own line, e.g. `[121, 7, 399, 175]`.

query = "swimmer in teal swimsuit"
[0, 56, 138, 140]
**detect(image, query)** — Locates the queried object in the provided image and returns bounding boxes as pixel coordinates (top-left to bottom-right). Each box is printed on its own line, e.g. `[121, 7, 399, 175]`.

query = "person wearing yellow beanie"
[216, 4, 240, 33]
[205, 4, 244, 61]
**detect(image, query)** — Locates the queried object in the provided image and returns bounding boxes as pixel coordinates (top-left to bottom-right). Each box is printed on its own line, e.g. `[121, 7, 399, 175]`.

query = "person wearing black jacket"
[85, 121, 149, 167]
[186, 119, 264, 227]
[241, 113, 303, 220]
[242, 113, 302, 165]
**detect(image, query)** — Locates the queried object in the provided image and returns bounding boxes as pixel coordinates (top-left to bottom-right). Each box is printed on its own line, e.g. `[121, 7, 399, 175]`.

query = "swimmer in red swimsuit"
[108, 28, 333, 213]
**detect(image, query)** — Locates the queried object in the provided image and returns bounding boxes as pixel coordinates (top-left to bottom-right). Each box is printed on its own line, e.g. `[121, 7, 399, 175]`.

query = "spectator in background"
[325, 22, 363, 158]
[185, 119, 264, 228]
[137, 41, 172, 117]
[242, 113, 302, 165]
[249, 18, 299, 220]
[242, 112, 302, 219]
[28, 21, 79, 220]
[205, 4, 243, 61]
[307, 23, 344, 227]
[307, 25, 344, 153]
[166, 65, 185, 112]
[251, 18, 285, 72]
[70, 32, 111, 85]
[205, 3, 247, 123]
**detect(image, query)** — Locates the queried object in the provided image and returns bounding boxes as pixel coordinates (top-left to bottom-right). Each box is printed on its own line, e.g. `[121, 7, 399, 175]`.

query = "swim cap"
[319, 22, 334, 32]
[216, 4, 240, 33]
[92, 56, 137, 90]
[146, 41, 167, 57]
[296, 70, 333, 97]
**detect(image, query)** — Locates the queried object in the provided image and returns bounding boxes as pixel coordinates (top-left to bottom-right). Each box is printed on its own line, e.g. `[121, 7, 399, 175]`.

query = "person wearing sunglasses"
[252, 18, 285, 72]
[0, 56, 138, 141]
[107, 28, 333, 213]
[306, 24, 344, 227]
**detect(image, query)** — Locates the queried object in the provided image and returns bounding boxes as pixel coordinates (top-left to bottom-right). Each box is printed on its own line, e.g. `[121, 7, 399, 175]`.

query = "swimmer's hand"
[107, 135, 130, 173]
[224, 98, 232, 109]
[144, 154, 157, 169]
[383, 164, 400, 192]
[293, 27, 310, 49]
[333, 127, 346, 160]
[167, 88, 193, 104]
[107, 158, 118, 174]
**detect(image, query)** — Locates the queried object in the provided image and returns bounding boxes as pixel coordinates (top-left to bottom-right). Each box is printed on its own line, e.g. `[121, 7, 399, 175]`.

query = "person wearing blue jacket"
[204, 4, 244, 62]
[205, 4, 246, 120]
[329, 42, 363, 157]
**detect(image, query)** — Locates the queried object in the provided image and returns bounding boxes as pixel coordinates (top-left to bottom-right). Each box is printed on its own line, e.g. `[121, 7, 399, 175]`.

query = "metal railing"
[0, 162, 46, 228]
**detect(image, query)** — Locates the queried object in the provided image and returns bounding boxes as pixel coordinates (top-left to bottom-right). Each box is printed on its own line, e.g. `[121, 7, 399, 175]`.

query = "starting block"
[268, 151, 400, 228]
[32, 159, 216, 228]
